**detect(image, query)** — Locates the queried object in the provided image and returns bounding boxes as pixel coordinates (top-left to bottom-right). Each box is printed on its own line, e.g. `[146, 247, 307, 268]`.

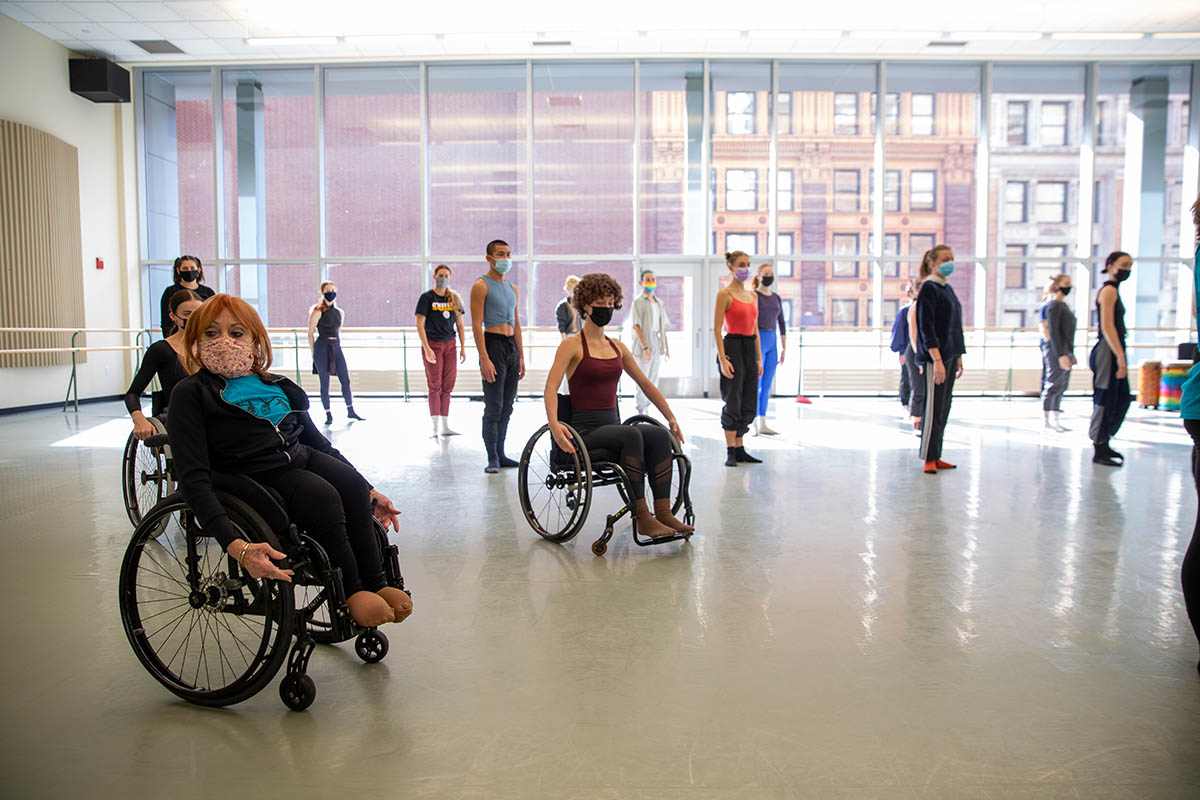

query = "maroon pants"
[423, 338, 457, 416]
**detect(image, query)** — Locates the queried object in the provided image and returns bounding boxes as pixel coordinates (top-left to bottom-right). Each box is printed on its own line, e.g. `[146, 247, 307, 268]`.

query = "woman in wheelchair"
[125, 289, 203, 438]
[544, 273, 693, 539]
[167, 294, 411, 629]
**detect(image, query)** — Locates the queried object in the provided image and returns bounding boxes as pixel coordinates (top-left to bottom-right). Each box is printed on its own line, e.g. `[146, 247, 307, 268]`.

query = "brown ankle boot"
[376, 586, 413, 623]
[634, 498, 676, 539]
[653, 497, 694, 533]
[347, 590, 395, 627]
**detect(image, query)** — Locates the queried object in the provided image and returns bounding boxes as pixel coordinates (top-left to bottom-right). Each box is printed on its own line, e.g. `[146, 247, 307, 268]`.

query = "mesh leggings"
[573, 408, 674, 501]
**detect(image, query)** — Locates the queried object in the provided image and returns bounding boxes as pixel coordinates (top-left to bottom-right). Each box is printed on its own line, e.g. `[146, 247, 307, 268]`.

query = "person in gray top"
[1039, 273, 1077, 431]
[629, 270, 670, 416]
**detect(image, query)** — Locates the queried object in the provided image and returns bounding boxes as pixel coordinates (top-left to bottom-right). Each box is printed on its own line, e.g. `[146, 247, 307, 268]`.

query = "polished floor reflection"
[2, 395, 1199, 798]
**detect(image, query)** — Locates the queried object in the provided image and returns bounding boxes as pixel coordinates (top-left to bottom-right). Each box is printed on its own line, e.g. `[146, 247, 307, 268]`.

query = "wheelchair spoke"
[212, 612, 256, 669]
[143, 603, 192, 643]
[138, 599, 192, 623]
[164, 609, 202, 674]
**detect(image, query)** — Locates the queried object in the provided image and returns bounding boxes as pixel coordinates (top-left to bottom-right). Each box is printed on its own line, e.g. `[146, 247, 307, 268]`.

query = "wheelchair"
[517, 396, 695, 556]
[119, 434, 410, 711]
[121, 414, 173, 530]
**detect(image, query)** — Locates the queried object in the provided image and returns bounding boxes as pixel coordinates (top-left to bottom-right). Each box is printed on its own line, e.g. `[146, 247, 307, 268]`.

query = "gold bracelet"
[237, 541, 251, 567]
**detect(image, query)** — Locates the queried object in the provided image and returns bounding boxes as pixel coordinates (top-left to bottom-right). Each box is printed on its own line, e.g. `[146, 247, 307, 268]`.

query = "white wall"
[0, 14, 139, 410]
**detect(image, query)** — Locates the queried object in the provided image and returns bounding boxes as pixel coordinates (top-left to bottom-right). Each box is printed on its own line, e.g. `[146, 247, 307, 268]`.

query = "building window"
[911, 93, 934, 135]
[725, 169, 757, 211]
[834, 93, 859, 135]
[870, 169, 901, 212]
[1035, 181, 1068, 223]
[871, 92, 900, 135]
[1040, 101, 1069, 146]
[1002, 310, 1026, 328]
[726, 91, 756, 135]
[1006, 181, 1028, 223]
[1005, 244, 1027, 288]
[833, 170, 860, 212]
[882, 298, 900, 326]
[910, 170, 936, 211]
[777, 169, 794, 212]
[1007, 101, 1028, 145]
[777, 232, 794, 277]
[1035, 244, 1067, 277]
[869, 232, 901, 277]
[726, 232, 757, 254]
[832, 233, 859, 277]
[831, 298, 858, 326]
[1093, 180, 1101, 223]
[1096, 99, 1113, 146]
[776, 92, 792, 135]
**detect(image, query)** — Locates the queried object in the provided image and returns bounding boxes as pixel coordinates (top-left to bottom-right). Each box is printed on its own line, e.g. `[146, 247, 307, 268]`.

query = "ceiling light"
[747, 29, 844, 39]
[848, 31, 942, 40]
[1151, 32, 1200, 39]
[949, 31, 1044, 41]
[245, 36, 341, 46]
[1051, 32, 1146, 41]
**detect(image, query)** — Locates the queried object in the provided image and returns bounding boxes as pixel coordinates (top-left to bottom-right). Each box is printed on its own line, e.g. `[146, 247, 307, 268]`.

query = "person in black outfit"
[1039, 274, 1077, 432]
[169, 294, 409, 629]
[914, 245, 965, 474]
[158, 255, 215, 339]
[1089, 251, 1133, 466]
[889, 282, 915, 410]
[307, 281, 364, 426]
[126, 289, 203, 438]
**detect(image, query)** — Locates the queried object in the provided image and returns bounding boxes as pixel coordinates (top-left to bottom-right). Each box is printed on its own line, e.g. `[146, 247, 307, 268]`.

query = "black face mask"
[760, 275, 774, 287]
[1112, 269, 1131, 283]
[179, 270, 199, 283]
[324, 292, 337, 302]
[1059, 286, 1071, 297]
[587, 306, 614, 327]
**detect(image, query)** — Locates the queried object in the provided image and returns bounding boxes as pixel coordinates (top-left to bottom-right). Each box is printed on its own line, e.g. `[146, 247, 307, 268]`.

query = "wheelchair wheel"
[518, 423, 592, 542]
[296, 582, 335, 645]
[119, 492, 295, 707]
[622, 415, 690, 516]
[122, 425, 174, 530]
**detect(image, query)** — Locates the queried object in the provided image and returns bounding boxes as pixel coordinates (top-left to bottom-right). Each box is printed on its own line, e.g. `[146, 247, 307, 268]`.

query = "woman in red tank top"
[544, 273, 692, 537]
[714, 250, 764, 466]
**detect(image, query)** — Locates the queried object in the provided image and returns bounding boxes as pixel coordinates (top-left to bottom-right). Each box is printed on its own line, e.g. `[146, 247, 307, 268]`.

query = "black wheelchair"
[119, 434, 409, 711]
[121, 414, 173, 529]
[517, 396, 695, 556]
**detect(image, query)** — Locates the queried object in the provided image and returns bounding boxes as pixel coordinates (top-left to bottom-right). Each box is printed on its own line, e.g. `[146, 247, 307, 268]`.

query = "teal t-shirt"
[1181, 242, 1200, 420]
[221, 374, 292, 426]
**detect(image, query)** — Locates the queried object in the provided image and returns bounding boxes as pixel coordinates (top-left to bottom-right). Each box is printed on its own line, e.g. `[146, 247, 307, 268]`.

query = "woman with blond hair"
[308, 281, 364, 425]
[1038, 273, 1076, 431]
[168, 294, 410, 628]
[914, 245, 965, 474]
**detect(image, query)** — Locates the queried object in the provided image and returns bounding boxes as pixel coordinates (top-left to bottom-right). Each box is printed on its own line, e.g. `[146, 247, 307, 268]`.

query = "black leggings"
[720, 334, 758, 436]
[1183, 419, 1200, 656]
[313, 337, 353, 411]
[574, 408, 674, 501]
[250, 445, 383, 595]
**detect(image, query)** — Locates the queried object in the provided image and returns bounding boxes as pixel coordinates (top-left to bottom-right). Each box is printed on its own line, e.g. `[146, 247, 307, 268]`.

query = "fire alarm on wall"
[96, 258, 104, 270]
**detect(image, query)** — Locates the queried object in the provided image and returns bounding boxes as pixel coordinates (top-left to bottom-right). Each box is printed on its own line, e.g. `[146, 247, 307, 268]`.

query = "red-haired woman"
[307, 281, 364, 425]
[169, 294, 410, 629]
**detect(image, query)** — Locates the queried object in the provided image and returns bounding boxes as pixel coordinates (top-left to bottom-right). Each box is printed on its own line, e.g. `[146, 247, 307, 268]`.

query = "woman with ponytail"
[914, 245, 965, 474]
[1088, 251, 1133, 466]
[1039, 273, 1076, 431]
[714, 251, 763, 466]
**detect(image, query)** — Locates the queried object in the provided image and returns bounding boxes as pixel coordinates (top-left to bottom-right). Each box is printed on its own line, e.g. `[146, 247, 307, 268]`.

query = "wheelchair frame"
[517, 412, 695, 556]
[119, 437, 409, 711]
[121, 415, 174, 530]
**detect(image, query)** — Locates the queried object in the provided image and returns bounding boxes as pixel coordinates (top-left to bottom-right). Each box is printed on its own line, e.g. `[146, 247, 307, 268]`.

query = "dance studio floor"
[2, 394, 1198, 798]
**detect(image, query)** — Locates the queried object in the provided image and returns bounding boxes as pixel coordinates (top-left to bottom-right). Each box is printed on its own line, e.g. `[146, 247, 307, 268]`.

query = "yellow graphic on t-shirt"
[431, 301, 457, 313]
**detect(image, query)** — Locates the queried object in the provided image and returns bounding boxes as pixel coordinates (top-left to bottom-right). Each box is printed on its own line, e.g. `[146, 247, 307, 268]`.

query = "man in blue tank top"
[470, 239, 525, 473]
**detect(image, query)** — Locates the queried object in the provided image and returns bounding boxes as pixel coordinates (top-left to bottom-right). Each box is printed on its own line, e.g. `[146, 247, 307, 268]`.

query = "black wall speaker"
[68, 58, 130, 103]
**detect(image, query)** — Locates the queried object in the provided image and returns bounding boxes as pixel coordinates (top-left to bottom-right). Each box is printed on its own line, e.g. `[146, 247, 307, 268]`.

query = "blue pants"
[756, 328, 778, 417]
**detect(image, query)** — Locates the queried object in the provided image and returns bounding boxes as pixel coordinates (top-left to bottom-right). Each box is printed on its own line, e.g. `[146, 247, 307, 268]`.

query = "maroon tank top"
[567, 335, 623, 411]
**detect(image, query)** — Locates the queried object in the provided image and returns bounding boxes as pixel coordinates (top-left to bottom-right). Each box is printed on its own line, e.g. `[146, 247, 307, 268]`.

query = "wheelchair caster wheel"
[280, 673, 316, 711]
[355, 629, 389, 664]
[591, 540, 607, 556]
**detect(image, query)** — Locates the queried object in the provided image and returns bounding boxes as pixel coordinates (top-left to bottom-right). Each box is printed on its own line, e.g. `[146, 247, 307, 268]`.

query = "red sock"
[923, 460, 937, 474]
[935, 460, 956, 470]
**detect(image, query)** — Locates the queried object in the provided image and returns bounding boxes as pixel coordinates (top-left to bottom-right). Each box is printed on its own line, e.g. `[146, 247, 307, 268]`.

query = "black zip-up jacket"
[167, 369, 359, 549]
[915, 278, 966, 365]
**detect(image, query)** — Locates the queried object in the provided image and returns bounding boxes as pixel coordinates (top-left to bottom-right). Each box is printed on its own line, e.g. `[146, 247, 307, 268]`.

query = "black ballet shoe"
[735, 446, 762, 464]
[1093, 443, 1122, 467]
[498, 454, 519, 468]
[725, 447, 738, 467]
[484, 463, 500, 474]
[324, 411, 333, 426]
[347, 407, 366, 421]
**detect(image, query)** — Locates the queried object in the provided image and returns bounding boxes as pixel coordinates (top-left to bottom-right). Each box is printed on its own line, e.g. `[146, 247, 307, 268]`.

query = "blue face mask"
[938, 261, 955, 278]
[323, 291, 336, 302]
[493, 258, 512, 275]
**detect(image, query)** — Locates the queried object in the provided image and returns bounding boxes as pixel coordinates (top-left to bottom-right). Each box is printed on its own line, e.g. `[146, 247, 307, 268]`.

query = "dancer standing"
[1089, 251, 1133, 466]
[470, 239, 525, 474]
[914, 245, 965, 474]
[307, 282, 365, 426]
[629, 270, 670, 416]
[416, 264, 467, 437]
[1178, 194, 1200, 673]
[890, 282, 915, 412]
[714, 251, 763, 467]
[753, 263, 785, 435]
[1039, 274, 1076, 431]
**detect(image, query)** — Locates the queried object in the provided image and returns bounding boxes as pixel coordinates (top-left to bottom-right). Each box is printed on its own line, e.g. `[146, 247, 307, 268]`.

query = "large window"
[725, 232, 757, 254]
[428, 64, 527, 256]
[1040, 101, 1069, 146]
[832, 233, 859, 277]
[870, 169, 900, 212]
[833, 170, 861, 212]
[1035, 182, 1069, 223]
[777, 169, 794, 212]
[1006, 101, 1028, 145]
[831, 298, 858, 326]
[834, 93, 859, 135]
[726, 91, 756, 134]
[910, 170, 937, 211]
[911, 93, 934, 135]
[872, 92, 900, 135]
[533, 63, 634, 254]
[1006, 181, 1028, 223]
[725, 169, 758, 211]
[1004, 245, 1027, 288]
[712, 63, 770, 253]
[776, 92, 792, 135]
[639, 62, 704, 255]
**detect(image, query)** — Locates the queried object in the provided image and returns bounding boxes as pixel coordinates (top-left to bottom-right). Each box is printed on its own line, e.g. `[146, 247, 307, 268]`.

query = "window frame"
[909, 170, 937, 211]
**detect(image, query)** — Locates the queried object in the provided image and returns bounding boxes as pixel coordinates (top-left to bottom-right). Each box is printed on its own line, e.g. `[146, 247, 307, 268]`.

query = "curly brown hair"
[571, 272, 624, 315]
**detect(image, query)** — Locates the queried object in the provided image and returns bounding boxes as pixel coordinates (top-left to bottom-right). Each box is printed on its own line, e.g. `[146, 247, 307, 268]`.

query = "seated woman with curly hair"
[543, 272, 693, 538]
